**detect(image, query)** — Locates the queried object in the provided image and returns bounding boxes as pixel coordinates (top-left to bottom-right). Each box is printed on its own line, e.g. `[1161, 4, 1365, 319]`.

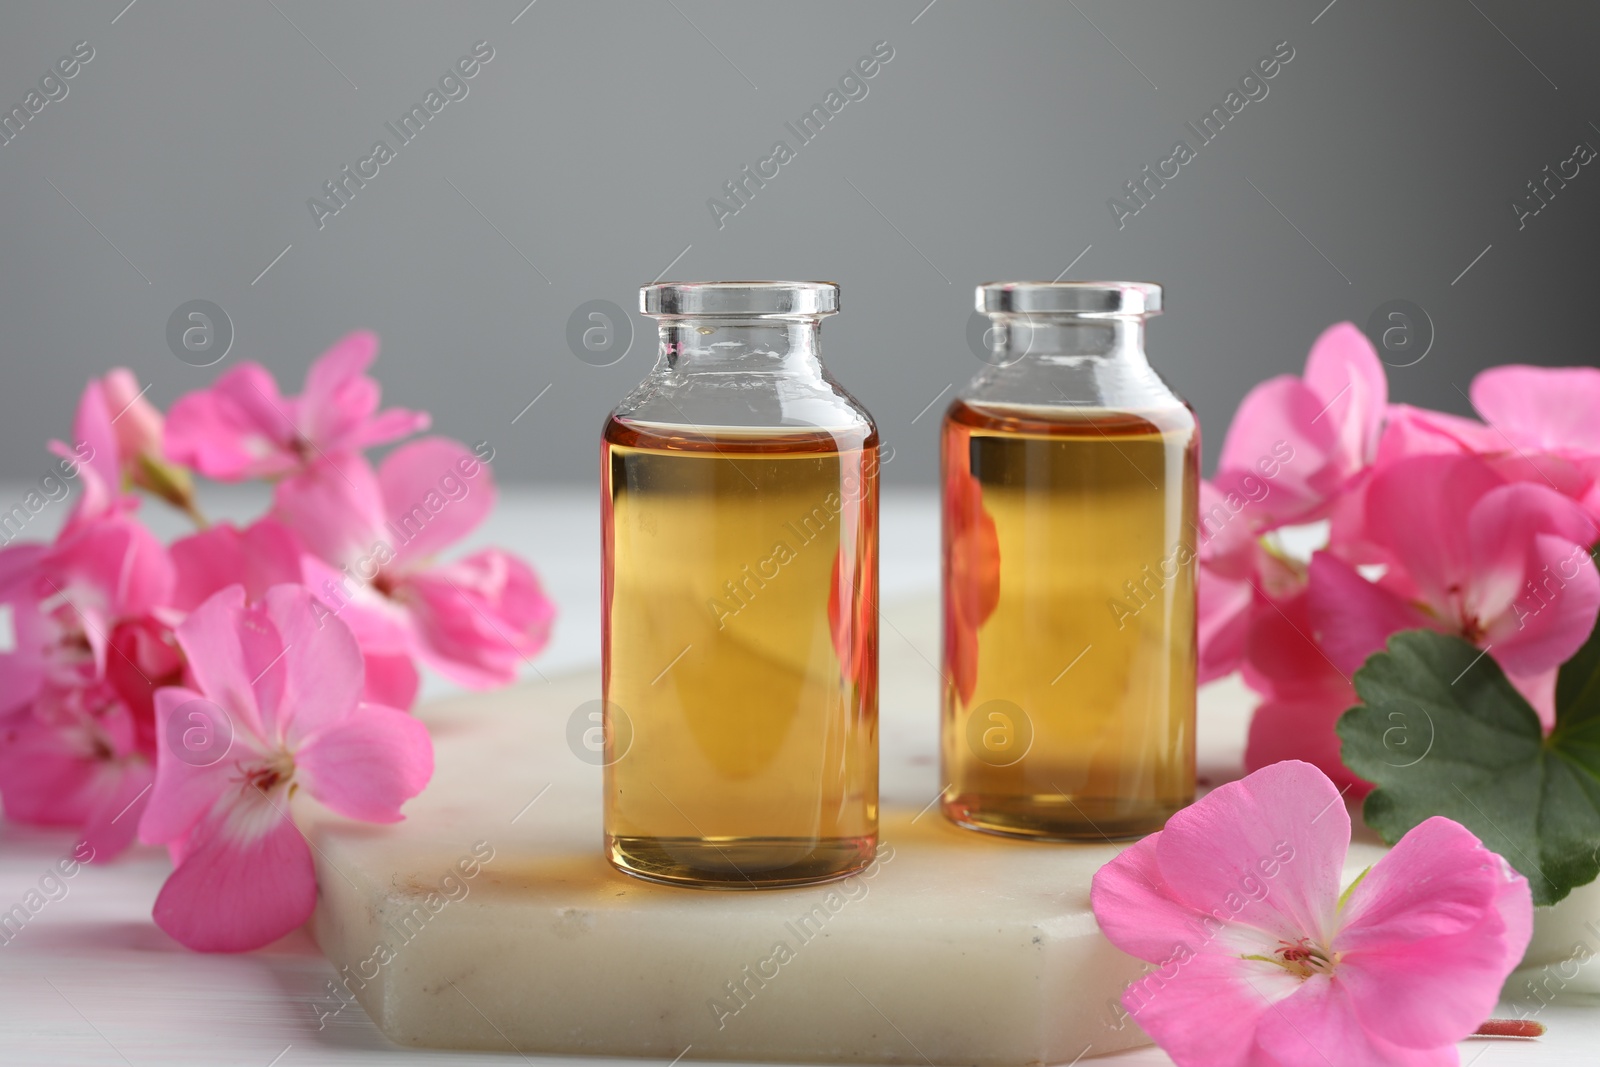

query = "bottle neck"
[655, 317, 825, 376]
[990, 314, 1147, 365]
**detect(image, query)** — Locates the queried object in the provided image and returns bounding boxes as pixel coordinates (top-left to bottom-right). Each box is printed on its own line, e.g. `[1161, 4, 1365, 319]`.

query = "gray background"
[2, 0, 1597, 486]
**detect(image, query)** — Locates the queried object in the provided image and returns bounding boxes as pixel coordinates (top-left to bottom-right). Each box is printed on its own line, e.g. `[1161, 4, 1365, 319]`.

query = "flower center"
[1244, 937, 1338, 980]
[240, 749, 296, 796]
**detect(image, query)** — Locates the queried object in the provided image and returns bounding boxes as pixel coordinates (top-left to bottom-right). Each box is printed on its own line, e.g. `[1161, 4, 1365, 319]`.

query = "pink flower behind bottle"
[1197, 324, 1600, 786]
[164, 331, 428, 481]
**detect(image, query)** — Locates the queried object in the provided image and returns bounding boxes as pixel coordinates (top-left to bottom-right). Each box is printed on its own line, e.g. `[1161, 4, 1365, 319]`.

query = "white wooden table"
[2, 487, 1594, 1065]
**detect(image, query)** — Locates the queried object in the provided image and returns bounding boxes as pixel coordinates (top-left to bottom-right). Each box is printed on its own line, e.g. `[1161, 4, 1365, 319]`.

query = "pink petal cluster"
[1092, 760, 1532, 1067]
[273, 437, 553, 689]
[143, 585, 431, 952]
[1200, 327, 1600, 791]
[164, 330, 428, 481]
[0, 332, 553, 952]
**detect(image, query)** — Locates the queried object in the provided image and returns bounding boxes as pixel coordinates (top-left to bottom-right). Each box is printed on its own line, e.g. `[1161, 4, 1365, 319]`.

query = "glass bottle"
[941, 281, 1197, 840]
[602, 281, 879, 888]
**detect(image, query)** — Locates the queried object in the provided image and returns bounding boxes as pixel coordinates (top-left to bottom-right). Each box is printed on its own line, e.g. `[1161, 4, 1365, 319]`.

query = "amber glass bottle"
[941, 282, 1196, 840]
[602, 282, 878, 888]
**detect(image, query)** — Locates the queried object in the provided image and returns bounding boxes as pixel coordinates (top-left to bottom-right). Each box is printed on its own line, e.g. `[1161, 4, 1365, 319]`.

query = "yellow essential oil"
[602, 416, 879, 887]
[941, 397, 1197, 840]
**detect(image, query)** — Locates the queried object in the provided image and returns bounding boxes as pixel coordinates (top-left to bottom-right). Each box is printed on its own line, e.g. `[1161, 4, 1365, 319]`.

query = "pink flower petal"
[1506, 667, 1556, 732]
[398, 549, 554, 688]
[1244, 682, 1367, 798]
[169, 520, 306, 612]
[0, 698, 153, 860]
[1376, 404, 1501, 463]
[1302, 322, 1387, 467]
[296, 703, 432, 823]
[379, 438, 496, 570]
[270, 455, 387, 570]
[101, 368, 163, 467]
[356, 406, 431, 449]
[1338, 816, 1503, 949]
[150, 788, 316, 952]
[1127, 952, 1302, 1067]
[1488, 530, 1600, 676]
[51, 378, 133, 532]
[1198, 566, 1253, 684]
[1197, 479, 1260, 573]
[255, 584, 365, 746]
[105, 615, 184, 738]
[171, 587, 263, 739]
[1468, 482, 1597, 611]
[0, 547, 49, 713]
[164, 363, 298, 481]
[1364, 455, 1504, 612]
[361, 651, 419, 710]
[0, 711, 101, 826]
[1486, 844, 1535, 977]
[0, 542, 47, 600]
[46, 516, 175, 622]
[299, 331, 429, 453]
[1239, 590, 1343, 699]
[299, 330, 379, 446]
[1335, 821, 1532, 1050]
[1154, 761, 1350, 945]
[1217, 377, 1339, 526]
[1306, 553, 1435, 678]
[1472, 364, 1600, 456]
[140, 686, 265, 845]
[1467, 480, 1600, 674]
[299, 550, 413, 655]
[1252, 976, 1455, 1067]
[78, 758, 155, 860]
[1092, 834, 1259, 963]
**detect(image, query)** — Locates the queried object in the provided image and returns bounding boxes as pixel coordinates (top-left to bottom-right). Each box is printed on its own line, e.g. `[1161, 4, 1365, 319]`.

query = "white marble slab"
[304, 593, 1323, 1063]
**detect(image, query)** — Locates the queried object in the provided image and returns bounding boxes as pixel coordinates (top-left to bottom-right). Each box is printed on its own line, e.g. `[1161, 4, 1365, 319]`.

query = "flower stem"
[179, 496, 211, 530]
[1473, 1019, 1546, 1038]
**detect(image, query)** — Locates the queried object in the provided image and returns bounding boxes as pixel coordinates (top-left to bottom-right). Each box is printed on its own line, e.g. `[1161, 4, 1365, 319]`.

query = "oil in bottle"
[941, 395, 1197, 840]
[603, 418, 879, 887]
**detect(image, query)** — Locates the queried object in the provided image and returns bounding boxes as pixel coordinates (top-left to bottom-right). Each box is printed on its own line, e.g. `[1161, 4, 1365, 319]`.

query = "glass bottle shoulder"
[943, 395, 1195, 442]
[607, 362, 876, 455]
[952, 353, 1193, 438]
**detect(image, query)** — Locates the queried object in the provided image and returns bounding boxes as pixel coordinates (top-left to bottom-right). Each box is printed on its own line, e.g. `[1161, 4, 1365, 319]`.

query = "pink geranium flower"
[164, 331, 428, 482]
[272, 438, 553, 688]
[1212, 322, 1386, 529]
[100, 368, 164, 473]
[1238, 591, 1365, 796]
[1092, 760, 1532, 1067]
[1472, 364, 1600, 458]
[1472, 365, 1600, 523]
[1308, 453, 1600, 725]
[48, 376, 132, 535]
[140, 584, 432, 952]
[0, 516, 176, 856]
[1197, 323, 1385, 681]
[169, 518, 420, 709]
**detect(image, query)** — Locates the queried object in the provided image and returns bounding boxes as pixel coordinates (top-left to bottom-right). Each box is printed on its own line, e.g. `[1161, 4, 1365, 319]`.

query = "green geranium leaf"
[1337, 621, 1600, 906]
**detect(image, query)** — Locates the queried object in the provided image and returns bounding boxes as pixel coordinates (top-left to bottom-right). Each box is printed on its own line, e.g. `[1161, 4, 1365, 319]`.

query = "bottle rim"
[641, 281, 839, 318]
[977, 281, 1162, 317]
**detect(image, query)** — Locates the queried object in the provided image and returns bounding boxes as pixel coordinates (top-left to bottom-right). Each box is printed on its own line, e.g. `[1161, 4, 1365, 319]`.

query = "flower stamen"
[236, 750, 296, 796]
[1243, 937, 1338, 980]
